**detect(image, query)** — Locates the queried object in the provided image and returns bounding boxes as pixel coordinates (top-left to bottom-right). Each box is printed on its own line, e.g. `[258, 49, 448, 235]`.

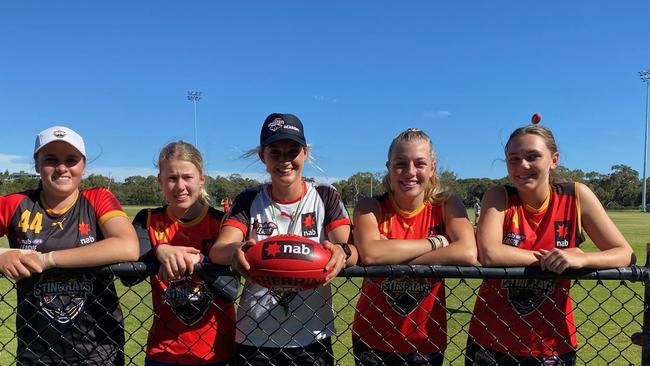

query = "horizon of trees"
[1, 165, 647, 209]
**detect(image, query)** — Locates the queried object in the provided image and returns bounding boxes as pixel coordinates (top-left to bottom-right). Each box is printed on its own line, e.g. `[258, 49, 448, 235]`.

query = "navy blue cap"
[260, 113, 307, 147]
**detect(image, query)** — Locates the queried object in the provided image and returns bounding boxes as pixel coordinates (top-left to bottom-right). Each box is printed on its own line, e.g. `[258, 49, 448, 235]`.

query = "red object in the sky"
[531, 113, 542, 124]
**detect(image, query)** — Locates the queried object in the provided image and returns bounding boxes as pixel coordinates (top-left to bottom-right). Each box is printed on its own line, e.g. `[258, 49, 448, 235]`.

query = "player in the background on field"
[466, 125, 635, 366]
[352, 128, 477, 366]
[473, 198, 481, 226]
[209, 113, 358, 366]
[130, 141, 235, 366]
[0, 126, 139, 365]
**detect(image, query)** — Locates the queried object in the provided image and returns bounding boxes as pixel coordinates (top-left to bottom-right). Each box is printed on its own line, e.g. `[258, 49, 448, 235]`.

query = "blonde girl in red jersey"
[466, 125, 635, 366]
[352, 128, 477, 366]
[131, 141, 235, 366]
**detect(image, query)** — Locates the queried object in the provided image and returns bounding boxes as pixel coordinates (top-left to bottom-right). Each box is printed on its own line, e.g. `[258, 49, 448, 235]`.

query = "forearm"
[410, 239, 477, 266]
[51, 237, 139, 268]
[209, 242, 243, 265]
[479, 244, 539, 267]
[579, 247, 635, 268]
[357, 239, 432, 265]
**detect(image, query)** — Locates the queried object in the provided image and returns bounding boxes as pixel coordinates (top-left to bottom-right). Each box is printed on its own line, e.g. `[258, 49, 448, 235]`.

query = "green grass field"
[0, 208, 648, 365]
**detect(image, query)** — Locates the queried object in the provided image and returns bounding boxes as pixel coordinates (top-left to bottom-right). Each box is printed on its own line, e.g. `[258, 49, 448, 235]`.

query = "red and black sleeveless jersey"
[0, 187, 128, 365]
[132, 205, 235, 364]
[469, 183, 584, 357]
[353, 193, 447, 354]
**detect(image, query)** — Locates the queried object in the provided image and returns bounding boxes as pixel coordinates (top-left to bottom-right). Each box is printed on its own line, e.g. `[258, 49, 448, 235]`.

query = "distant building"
[6, 171, 40, 181]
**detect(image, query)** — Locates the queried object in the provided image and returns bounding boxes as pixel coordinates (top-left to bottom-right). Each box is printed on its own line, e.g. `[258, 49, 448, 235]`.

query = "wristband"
[426, 237, 438, 251]
[37, 253, 47, 268]
[436, 235, 449, 248]
[47, 252, 57, 268]
[335, 243, 352, 261]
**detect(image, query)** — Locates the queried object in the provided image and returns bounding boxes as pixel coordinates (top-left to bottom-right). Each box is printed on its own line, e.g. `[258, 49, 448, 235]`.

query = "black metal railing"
[0, 260, 647, 365]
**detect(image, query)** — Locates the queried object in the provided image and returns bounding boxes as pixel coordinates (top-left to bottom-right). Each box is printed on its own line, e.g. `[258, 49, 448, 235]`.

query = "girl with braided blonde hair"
[353, 127, 477, 365]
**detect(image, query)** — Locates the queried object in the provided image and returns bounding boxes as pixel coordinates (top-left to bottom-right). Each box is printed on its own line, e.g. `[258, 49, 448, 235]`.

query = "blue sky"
[1, 1, 649, 183]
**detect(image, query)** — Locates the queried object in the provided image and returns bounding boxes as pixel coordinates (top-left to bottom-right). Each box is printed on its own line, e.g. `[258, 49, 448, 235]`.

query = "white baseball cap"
[34, 126, 86, 158]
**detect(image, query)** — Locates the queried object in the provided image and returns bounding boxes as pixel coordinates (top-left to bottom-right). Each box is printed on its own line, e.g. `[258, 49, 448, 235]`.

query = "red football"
[531, 113, 542, 124]
[242, 234, 333, 291]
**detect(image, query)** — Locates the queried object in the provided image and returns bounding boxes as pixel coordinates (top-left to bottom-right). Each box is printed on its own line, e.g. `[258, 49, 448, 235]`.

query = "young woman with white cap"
[210, 113, 357, 366]
[0, 126, 139, 365]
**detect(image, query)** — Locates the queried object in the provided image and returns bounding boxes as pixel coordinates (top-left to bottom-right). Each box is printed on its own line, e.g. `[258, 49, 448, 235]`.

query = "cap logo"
[268, 117, 284, 132]
[284, 124, 300, 132]
[53, 129, 67, 138]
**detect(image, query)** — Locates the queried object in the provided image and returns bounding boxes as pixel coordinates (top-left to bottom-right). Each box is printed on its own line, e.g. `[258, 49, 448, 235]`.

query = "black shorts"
[464, 338, 576, 366]
[353, 339, 444, 366]
[144, 358, 229, 366]
[234, 338, 333, 366]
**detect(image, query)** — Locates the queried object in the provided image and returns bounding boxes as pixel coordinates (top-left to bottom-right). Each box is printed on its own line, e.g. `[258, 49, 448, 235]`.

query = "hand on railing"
[154, 244, 202, 280]
[0, 249, 46, 280]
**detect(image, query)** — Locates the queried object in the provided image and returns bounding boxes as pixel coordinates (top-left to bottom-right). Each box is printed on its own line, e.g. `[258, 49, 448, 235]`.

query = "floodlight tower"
[640, 70, 650, 212]
[187, 90, 202, 146]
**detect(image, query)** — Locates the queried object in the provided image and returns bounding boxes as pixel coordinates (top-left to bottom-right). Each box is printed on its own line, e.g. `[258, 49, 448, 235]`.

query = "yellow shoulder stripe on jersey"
[575, 182, 585, 243]
[98, 210, 128, 226]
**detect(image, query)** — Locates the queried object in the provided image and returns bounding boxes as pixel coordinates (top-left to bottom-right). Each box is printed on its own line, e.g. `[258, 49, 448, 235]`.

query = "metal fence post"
[642, 243, 650, 365]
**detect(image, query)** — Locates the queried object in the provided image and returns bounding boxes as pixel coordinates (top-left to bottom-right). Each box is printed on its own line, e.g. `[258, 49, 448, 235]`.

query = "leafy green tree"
[83, 174, 114, 189]
[207, 174, 260, 203]
[601, 165, 641, 208]
[440, 170, 463, 199]
[456, 177, 497, 205]
[120, 175, 163, 205]
[333, 172, 385, 207]
[0, 175, 40, 195]
[554, 166, 585, 183]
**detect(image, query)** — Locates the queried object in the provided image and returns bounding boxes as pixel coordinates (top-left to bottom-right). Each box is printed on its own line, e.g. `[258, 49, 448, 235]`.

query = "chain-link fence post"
[642, 243, 650, 365]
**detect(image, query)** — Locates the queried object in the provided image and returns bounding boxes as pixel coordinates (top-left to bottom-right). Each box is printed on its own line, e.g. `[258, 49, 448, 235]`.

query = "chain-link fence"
[0, 262, 647, 365]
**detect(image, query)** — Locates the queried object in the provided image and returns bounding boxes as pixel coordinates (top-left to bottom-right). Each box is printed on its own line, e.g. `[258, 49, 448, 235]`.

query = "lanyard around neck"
[270, 192, 308, 235]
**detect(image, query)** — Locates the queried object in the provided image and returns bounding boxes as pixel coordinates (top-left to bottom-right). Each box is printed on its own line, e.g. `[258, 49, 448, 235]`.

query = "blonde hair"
[505, 125, 559, 183]
[241, 144, 320, 174]
[157, 141, 210, 205]
[382, 128, 448, 204]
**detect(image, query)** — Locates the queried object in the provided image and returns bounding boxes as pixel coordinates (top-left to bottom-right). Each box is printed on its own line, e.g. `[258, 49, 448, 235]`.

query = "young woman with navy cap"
[210, 113, 358, 366]
[0, 126, 139, 365]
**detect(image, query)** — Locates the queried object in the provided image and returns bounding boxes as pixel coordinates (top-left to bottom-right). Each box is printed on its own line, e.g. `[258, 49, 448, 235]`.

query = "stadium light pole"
[640, 70, 650, 212]
[187, 91, 202, 147]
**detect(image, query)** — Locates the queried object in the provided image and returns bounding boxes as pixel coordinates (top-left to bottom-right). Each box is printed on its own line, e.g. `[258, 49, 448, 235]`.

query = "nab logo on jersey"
[78, 221, 96, 245]
[301, 212, 317, 237]
[261, 241, 314, 261]
[554, 221, 570, 248]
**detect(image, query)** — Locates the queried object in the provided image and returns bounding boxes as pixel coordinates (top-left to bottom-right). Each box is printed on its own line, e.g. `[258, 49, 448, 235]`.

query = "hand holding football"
[242, 234, 333, 291]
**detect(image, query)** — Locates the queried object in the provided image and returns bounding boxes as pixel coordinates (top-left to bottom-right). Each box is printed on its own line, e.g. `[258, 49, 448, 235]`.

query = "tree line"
[0, 164, 647, 209]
